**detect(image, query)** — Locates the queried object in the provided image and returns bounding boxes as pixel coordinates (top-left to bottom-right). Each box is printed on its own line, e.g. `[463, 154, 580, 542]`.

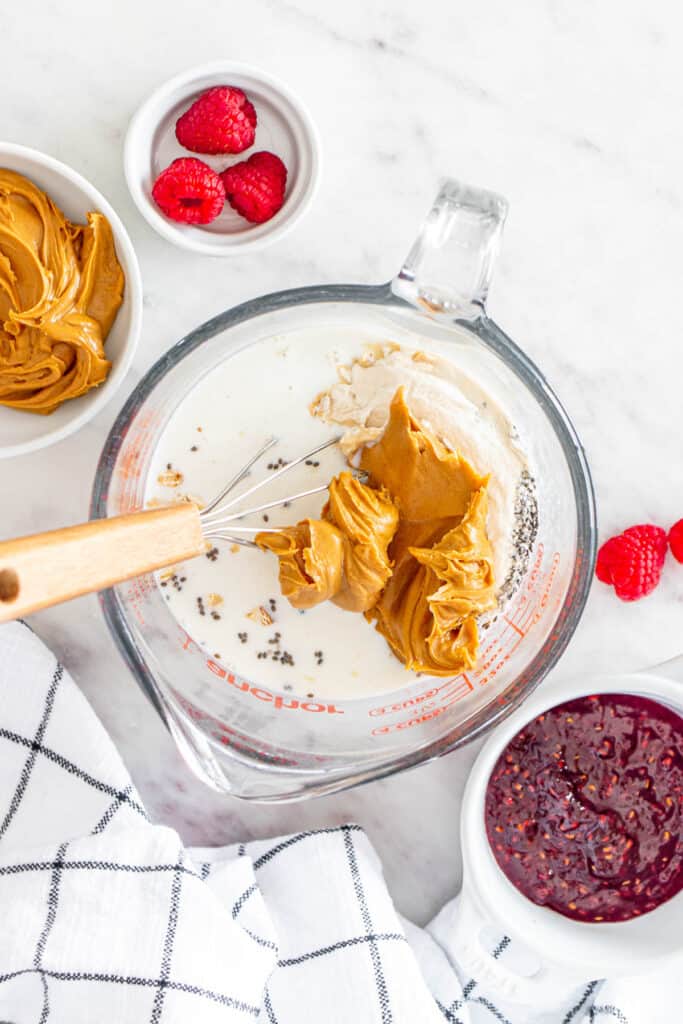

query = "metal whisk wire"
[201, 437, 278, 517]
[199, 435, 349, 548]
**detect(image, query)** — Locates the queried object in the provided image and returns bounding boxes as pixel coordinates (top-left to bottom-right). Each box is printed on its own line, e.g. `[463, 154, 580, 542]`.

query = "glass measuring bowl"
[91, 179, 596, 801]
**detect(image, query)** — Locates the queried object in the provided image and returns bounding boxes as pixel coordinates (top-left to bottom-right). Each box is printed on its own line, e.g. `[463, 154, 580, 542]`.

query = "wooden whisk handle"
[0, 504, 205, 623]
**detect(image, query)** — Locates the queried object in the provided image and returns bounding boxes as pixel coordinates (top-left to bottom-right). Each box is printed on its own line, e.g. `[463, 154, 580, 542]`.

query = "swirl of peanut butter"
[370, 487, 496, 675]
[359, 387, 487, 521]
[0, 169, 124, 415]
[258, 388, 498, 677]
[323, 472, 399, 611]
[359, 388, 497, 675]
[256, 472, 398, 613]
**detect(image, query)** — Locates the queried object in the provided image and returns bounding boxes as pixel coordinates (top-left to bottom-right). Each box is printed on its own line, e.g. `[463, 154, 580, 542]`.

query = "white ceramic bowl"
[0, 143, 142, 459]
[450, 656, 683, 1003]
[124, 62, 321, 256]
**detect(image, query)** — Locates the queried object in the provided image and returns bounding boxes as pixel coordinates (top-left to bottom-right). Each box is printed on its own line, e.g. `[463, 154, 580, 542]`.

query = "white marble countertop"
[4, 0, 683, 925]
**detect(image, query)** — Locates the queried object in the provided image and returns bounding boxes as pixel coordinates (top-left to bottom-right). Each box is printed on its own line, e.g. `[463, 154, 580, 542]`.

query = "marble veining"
[3, 0, 683, 924]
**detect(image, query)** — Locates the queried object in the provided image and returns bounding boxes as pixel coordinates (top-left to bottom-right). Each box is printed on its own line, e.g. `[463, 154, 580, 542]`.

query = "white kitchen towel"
[0, 621, 676, 1024]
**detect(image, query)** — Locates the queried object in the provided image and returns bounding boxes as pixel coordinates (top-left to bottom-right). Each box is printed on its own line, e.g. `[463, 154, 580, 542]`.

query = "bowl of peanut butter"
[0, 143, 142, 457]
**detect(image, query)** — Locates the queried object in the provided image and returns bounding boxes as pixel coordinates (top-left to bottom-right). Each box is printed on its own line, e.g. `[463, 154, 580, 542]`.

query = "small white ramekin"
[0, 143, 142, 459]
[449, 656, 683, 1003]
[124, 62, 321, 256]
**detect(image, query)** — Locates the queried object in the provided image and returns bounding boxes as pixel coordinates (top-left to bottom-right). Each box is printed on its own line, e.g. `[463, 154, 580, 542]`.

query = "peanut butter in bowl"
[0, 169, 124, 415]
[257, 388, 498, 677]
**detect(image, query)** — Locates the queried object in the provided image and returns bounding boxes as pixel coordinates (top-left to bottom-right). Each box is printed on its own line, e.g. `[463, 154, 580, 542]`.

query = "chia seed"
[498, 469, 539, 605]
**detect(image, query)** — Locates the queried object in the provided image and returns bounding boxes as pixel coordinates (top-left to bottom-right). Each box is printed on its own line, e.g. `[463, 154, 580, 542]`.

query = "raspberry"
[668, 519, 683, 563]
[595, 524, 668, 601]
[175, 86, 256, 155]
[151, 158, 225, 224]
[221, 151, 287, 224]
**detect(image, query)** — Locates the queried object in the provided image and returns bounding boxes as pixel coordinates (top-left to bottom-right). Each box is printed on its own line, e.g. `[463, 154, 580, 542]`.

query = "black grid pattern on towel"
[0, 632, 630, 1024]
[149, 851, 185, 1023]
[0, 968, 262, 1016]
[33, 841, 68, 1024]
[0, 663, 62, 840]
[342, 824, 392, 1022]
[0, 662, 410, 1024]
[0, 725, 147, 823]
[589, 1008, 629, 1023]
[250, 824, 412, 1022]
[91, 784, 137, 835]
[0, 821, 416, 1023]
[0, 649, 271, 1022]
[441, 934, 512, 1023]
[564, 982, 601, 1024]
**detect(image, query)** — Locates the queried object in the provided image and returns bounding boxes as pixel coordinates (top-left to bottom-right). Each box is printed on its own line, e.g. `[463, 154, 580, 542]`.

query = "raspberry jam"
[485, 694, 683, 922]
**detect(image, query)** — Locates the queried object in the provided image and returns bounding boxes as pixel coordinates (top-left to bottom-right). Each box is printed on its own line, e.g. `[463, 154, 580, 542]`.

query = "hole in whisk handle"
[0, 569, 20, 603]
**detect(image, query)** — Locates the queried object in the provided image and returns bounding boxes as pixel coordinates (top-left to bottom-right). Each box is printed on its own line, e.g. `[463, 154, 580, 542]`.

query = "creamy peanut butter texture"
[0, 169, 124, 414]
[257, 471, 399, 613]
[257, 388, 497, 676]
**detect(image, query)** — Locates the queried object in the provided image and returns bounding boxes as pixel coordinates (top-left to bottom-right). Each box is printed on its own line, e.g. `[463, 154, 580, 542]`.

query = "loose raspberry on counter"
[595, 524, 668, 601]
[151, 158, 225, 224]
[669, 519, 683, 563]
[175, 86, 257, 155]
[221, 151, 287, 224]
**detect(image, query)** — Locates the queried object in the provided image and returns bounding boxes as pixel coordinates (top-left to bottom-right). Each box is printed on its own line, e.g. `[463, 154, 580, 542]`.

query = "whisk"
[0, 435, 352, 623]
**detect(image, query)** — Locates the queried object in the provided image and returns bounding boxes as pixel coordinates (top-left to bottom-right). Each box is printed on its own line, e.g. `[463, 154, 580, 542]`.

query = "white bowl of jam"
[452, 658, 683, 1002]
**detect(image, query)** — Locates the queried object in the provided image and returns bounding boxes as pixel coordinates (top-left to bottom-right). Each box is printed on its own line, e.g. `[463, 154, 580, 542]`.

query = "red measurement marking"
[503, 615, 525, 638]
[370, 675, 472, 736]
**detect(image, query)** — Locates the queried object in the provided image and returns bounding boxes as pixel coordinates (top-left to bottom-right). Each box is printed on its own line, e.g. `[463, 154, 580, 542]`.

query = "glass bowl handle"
[392, 178, 508, 320]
